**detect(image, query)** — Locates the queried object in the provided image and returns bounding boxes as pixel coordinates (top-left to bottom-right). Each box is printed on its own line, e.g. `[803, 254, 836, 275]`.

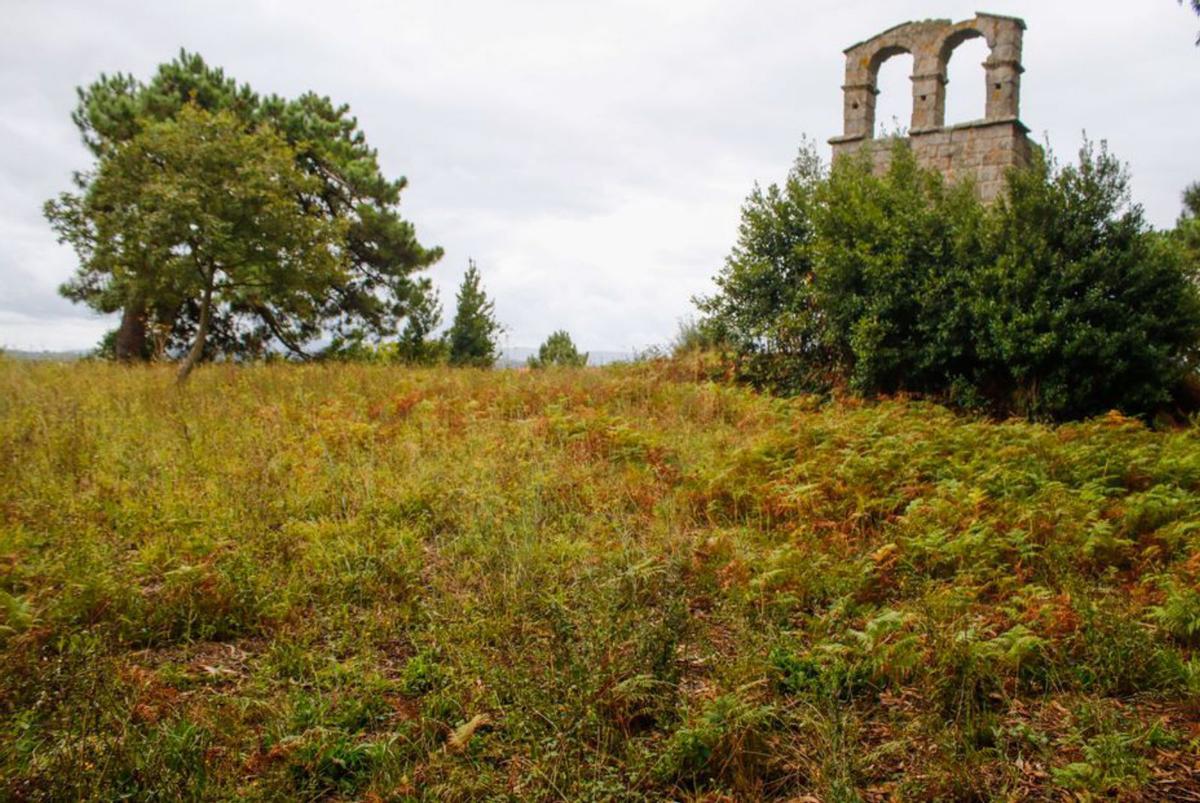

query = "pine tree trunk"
[114, 300, 147, 361]
[176, 274, 214, 384]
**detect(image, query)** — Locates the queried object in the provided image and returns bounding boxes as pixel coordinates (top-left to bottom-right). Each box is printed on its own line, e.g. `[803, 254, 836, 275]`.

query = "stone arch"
[938, 27, 991, 63]
[871, 47, 915, 135]
[940, 29, 992, 124]
[867, 43, 913, 79]
[941, 15, 1025, 122]
[829, 13, 1034, 203]
[834, 13, 1025, 141]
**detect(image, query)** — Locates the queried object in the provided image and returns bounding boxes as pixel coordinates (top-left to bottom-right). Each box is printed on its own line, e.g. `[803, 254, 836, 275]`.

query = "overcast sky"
[2, 0, 1198, 353]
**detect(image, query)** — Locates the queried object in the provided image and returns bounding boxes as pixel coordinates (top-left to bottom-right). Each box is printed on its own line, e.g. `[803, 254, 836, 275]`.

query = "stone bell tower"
[829, 12, 1037, 202]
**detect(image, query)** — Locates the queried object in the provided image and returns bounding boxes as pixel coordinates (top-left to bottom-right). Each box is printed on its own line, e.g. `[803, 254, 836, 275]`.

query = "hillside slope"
[1, 362, 1198, 800]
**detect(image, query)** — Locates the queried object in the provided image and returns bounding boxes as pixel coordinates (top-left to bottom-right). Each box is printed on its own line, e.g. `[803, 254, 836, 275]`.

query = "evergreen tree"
[50, 50, 441, 361]
[528, 330, 588, 368]
[1183, 182, 1200, 220]
[395, 284, 447, 365]
[48, 105, 345, 382]
[446, 261, 501, 368]
[1179, 182, 1200, 266]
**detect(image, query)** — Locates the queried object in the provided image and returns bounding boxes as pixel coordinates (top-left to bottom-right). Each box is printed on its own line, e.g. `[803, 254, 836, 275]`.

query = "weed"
[1, 361, 1198, 798]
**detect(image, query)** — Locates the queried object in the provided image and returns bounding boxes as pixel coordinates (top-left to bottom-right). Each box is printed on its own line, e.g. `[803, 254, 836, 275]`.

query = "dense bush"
[698, 140, 1200, 420]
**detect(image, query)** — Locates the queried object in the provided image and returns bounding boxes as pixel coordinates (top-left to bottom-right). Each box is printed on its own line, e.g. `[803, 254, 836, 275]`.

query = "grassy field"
[1, 360, 1199, 800]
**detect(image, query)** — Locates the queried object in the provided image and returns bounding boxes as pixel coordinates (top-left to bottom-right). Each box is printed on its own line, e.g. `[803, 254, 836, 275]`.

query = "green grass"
[1, 359, 1199, 800]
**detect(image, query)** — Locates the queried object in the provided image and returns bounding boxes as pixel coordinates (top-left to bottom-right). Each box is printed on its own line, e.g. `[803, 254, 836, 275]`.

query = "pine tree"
[50, 50, 441, 362]
[47, 105, 344, 383]
[395, 284, 446, 365]
[528, 330, 588, 368]
[1179, 182, 1200, 267]
[446, 260, 501, 367]
[1183, 182, 1200, 220]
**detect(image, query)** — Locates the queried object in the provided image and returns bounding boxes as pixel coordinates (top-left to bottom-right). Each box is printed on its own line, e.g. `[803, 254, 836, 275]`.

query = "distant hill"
[497, 347, 637, 368]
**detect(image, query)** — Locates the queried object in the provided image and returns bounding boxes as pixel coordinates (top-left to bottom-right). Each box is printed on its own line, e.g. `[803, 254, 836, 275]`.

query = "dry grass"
[1, 359, 1198, 800]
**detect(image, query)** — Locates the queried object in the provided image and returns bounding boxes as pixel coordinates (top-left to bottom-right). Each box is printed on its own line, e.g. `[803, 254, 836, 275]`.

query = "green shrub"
[1070, 598, 1187, 695]
[1053, 746, 1144, 795]
[399, 650, 444, 695]
[1152, 578, 1200, 645]
[671, 316, 724, 356]
[975, 143, 1200, 418]
[286, 731, 393, 797]
[698, 139, 1200, 420]
[528, 329, 588, 368]
[655, 694, 776, 790]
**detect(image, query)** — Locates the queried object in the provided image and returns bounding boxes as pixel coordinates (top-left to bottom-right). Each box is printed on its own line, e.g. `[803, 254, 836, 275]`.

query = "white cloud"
[1, 0, 1198, 351]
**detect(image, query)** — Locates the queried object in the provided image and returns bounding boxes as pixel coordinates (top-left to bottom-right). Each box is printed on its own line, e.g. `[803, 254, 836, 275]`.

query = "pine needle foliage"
[527, 329, 588, 368]
[446, 260, 501, 368]
[48, 105, 347, 383]
[47, 50, 442, 362]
